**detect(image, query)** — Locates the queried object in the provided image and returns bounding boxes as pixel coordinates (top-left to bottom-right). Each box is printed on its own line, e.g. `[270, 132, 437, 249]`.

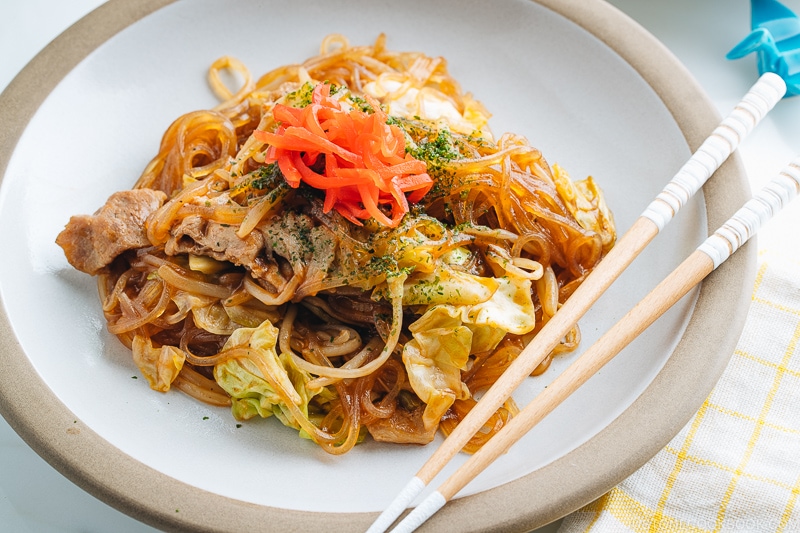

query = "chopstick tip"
[365, 476, 427, 533]
[387, 491, 447, 533]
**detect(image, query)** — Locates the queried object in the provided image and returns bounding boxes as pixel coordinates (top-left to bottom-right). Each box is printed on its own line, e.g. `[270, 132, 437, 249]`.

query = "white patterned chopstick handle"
[642, 73, 786, 231]
[699, 158, 800, 269]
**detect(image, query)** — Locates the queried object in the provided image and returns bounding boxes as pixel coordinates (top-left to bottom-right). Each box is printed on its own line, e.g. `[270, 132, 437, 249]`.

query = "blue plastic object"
[727, 0, 800, 97]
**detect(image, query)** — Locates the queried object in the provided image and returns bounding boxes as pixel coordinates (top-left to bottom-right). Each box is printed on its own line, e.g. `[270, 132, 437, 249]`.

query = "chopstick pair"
[390, 155, 800, 532]
[366, 71, 788, 533]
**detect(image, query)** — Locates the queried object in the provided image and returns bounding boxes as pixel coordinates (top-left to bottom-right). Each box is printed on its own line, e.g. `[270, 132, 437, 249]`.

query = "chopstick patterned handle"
[642, 72, 786, 231]
[700, 159, 800, 268]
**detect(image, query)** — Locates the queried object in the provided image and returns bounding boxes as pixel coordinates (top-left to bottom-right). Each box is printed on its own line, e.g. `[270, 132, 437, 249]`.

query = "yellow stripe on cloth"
[558, 255, 800, 533]
[568, 486, 712, 533]
[650, 401, 711, 531]
[714, 316, 800, 530]
[779, 475, 800, 532]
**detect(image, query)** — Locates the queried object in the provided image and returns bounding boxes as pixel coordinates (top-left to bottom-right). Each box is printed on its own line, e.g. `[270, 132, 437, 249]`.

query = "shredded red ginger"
[253, 83, 433, 227]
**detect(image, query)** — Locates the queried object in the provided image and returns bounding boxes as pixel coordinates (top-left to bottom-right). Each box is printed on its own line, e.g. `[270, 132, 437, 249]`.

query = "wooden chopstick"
[365, 72, 787, 533]
[389, 156, 800, 533]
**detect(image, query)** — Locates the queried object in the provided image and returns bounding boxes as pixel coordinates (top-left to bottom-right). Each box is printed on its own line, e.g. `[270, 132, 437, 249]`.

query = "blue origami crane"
[727, 0, 800, 97]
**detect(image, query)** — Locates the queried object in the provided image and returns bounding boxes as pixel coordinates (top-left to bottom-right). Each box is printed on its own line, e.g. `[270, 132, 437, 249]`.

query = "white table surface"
[2, 1, 799, 531]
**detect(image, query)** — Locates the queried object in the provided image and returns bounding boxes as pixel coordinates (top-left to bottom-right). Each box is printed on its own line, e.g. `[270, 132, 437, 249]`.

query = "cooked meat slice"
[366, 403, 437, 445]
[165, 214, 266, 273]
[56, 188, 167, 275]
[164, 209, 337, 301]
[259, 211, 337, 300]
[326, 292, 393, 325]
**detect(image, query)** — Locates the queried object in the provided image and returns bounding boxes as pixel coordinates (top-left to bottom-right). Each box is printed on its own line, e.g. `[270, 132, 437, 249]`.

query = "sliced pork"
[56, 188, 167, 275]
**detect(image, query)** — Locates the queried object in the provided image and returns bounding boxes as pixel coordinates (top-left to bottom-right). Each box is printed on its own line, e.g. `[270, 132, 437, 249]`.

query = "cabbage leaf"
[402, 269, 537, 430]
[213, 320, 330, 437]
[403, 306, 472, 430]
[552, 164, 616, 252]
[132, 335, 185, 392]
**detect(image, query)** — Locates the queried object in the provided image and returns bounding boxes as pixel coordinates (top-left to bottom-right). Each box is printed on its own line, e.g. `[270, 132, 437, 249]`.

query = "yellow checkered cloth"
[559, 250, 800, 533]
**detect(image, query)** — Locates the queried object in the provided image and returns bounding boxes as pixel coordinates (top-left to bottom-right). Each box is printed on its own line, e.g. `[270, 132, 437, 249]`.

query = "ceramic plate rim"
[0, 0, 753, 531]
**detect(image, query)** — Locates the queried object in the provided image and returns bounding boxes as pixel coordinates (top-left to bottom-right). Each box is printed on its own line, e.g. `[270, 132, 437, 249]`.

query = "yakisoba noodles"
[57, 34, 615, 455]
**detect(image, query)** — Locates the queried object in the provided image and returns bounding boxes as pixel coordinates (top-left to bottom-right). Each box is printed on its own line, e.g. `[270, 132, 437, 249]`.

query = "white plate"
[0, 0, 753, 531]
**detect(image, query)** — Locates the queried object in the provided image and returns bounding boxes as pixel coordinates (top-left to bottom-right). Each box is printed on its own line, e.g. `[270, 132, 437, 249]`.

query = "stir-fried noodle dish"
[57, 34, 615, 455]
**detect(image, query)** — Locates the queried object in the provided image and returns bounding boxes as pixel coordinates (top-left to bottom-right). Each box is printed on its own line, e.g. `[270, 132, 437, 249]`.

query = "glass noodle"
[58, 34, 615, 455]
